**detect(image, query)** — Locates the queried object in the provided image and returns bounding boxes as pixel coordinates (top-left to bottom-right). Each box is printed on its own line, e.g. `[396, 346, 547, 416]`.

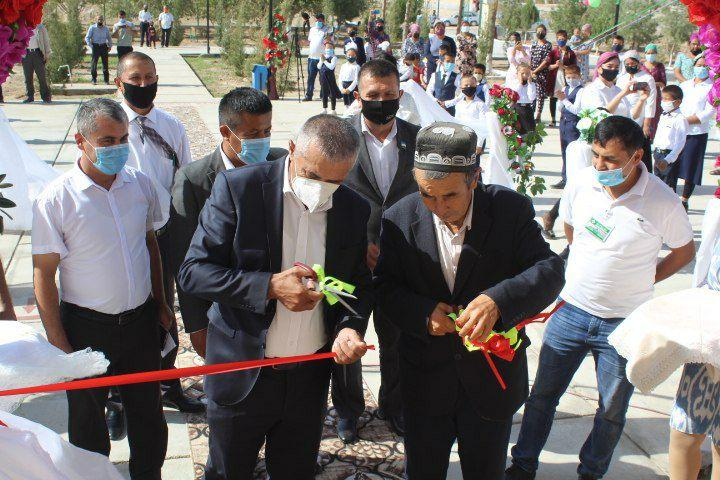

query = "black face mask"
[361, 98, 400, 125]
[600, 68, 619, 82]
[349, 30, 357, 37]
[612, 44, 623, 53]
[536, 32, 546, 40]
[377, 25, 384, 32]
[461, 86, 477, 97]
[122, 81, 158, 110]
[98, 22, 104, 26]
[347, 57, 357, 63]
[521, 79, 528, 85]
[625, 64, 639, 74]
[691, 47, 702, 55]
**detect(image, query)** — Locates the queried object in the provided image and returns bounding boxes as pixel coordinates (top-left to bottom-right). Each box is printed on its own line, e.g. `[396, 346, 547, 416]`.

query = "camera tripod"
[281, 27, 306, 102]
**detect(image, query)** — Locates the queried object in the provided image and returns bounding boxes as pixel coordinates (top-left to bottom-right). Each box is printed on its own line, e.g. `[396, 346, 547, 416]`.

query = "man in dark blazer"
[167, 87, 286, 357]
[177, 114, 372, 480]
[340, 58, 420, 440]
[373, 123, 565, 480]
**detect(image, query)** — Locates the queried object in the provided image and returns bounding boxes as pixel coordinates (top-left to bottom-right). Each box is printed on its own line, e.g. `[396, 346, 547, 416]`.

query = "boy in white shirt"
[451, 74, 488, 155]
[506, 63, 537, 135]
[426, 46, 461, 115]
[339, 47, 361, 108]
[654, 85, 689, 183]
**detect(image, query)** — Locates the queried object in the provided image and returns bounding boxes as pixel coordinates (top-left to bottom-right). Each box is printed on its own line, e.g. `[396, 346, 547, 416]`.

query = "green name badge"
[584, 216, 614, 243]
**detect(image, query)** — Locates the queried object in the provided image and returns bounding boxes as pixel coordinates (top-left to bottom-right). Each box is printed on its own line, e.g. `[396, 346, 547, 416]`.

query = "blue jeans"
[510, 302, 635, 479]
[305, 58, 320, 99]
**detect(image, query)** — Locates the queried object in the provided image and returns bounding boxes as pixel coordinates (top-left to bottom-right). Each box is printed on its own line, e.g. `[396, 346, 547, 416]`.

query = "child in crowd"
[148, 22, 157, 48]
[473, 62, 490, 103]
[653, 85, 688, 183]
[401, 53, 423, 85]
[319, 40, 341, 114]
[339, 47, 361, 108]
[506, 63, 537, 135]
[427, 46, 461, 115]
[452, 74, 489, 155]
[555, 64, 584, 180]
[569, 28, 582, 49]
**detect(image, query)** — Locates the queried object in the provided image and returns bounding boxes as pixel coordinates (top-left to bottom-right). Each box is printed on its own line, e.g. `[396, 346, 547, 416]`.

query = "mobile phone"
[631, 82, 649, 91]
[371, 9, 381, 15]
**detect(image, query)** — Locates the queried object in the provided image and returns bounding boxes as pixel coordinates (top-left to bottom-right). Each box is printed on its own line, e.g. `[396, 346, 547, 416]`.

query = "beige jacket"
[28, 24, 51, 60]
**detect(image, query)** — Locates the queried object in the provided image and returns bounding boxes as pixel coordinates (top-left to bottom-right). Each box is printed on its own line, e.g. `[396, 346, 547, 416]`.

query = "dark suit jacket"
[167, 145, 287, 333]
[343, 116, 420, 244]
[177, 158, 373, 405]
[373, 185, 565, 420]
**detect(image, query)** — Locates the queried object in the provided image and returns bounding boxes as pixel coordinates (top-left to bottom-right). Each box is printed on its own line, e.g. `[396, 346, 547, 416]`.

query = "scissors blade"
[333, 295, 359, 316]
[323, 285, 358, 300]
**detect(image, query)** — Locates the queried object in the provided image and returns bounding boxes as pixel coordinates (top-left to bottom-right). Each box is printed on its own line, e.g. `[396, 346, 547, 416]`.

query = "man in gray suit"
[168, 87, 287, 357]
[338, 59, 420, 441]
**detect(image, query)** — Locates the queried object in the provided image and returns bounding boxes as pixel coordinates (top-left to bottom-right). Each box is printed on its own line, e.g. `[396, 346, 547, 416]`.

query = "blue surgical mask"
[557, 40, 567, 47]
[694, 66, 709, 80]
[225, 128, 271, 165]
[594, 158, 633, 187]
[316, 21, 323, 28]
[84, 138, 129, 175]
[444, 62, 455, 73]
[325, 49, 334, 57]
[645, 53, 657, 63]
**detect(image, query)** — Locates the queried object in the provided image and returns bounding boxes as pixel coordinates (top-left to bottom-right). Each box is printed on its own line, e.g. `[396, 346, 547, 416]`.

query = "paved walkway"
[2, 46, 718, 479]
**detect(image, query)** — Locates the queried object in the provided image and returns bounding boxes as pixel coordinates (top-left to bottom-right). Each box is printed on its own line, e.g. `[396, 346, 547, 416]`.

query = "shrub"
[44, 0, 85, 84]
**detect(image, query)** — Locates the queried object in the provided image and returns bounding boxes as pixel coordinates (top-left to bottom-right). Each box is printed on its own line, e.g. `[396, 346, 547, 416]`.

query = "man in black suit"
[340, 59, 420, 441]
[168, 87, 286, 357]
[373, 123, 565, 480]
[344, 25, 367, 66]
[178, 114, 373, 480]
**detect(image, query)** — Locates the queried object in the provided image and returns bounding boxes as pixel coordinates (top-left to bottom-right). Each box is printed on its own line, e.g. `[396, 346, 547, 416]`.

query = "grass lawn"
[66, 55, 120, 84]
[183, 55, 246, 97]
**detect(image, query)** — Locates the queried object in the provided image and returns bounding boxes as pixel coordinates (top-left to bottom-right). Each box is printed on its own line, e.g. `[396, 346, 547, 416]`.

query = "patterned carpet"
[175, 319, 405, 480]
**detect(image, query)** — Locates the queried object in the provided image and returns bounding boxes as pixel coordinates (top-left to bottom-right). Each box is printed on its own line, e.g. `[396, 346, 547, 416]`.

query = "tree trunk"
[382, 0, 387, 20]
[482, 0, 499, 70]
[456, 0, 464, 35]
[402, 0, 413, 39]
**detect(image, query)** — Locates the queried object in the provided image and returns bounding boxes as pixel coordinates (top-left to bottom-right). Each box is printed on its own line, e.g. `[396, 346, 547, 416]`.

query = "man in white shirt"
[507, 116, 695, 480]
[138, 4, 152, 47]
[617, 50, 657, 171]
[21, 23, 51, 103]
[178, 115, 372, 479]
[32, 98, 170, 478]
[303, 12, 329, 101]
[157, 5, 173, 47]
[113, 51, 201, 413]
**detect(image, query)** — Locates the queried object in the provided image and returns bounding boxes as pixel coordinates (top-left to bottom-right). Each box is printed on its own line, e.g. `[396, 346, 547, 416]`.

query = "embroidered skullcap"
[414, 122, 478, 173]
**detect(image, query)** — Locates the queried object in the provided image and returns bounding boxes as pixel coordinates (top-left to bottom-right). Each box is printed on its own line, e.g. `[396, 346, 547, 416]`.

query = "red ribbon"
[514, 301, 566, 331]
[0, 347, 375, 398]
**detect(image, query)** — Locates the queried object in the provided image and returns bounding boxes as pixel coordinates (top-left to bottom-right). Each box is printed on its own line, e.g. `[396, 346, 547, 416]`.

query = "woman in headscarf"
[401, 23, 425, 57]
[642, 43, 666, 140]
[674, 33, 703, 83]
[529, 24, 552, 124]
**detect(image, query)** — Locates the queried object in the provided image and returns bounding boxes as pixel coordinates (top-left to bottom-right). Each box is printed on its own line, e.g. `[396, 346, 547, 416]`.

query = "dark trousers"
[305, 58, 320, 99]
[664, 161, 697, 198]
[342, 80, 356, 106]
[161, 28, 171, 47]
[22, 49, 50, 101]
[157, 228, 181, 394]
[140, 22, 150, 46]
[204, 359, 332, 480]
[559, 123, 580, 183]
[641, 135, 653, 173]
[61, 299, 167, 480]
[404, 384, 513, 480]
[549, 96, 558, 122]
[117, 46, 133, 59]
[375, 309, 402, 418]
[331, 359, 365, 421]
[91, 43, 109, 83]
[321, 90, 336, 110]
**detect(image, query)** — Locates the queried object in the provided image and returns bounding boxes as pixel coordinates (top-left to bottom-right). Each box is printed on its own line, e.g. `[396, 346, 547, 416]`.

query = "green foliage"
[617, 0, 658, 48]
[44, 0, 86, 84]
[520, 0, 539, 29]
[169, 18, 184, 45]
[498, 0, 525, 36]
[658, 3, 696, 58]
[549, 0, 586, 32]
[324, 0, 367, 24]
[387, 0, 422, 41]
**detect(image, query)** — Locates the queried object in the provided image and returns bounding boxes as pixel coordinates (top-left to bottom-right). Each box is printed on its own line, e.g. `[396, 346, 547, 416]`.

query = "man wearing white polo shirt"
[507, 116, 695, 480]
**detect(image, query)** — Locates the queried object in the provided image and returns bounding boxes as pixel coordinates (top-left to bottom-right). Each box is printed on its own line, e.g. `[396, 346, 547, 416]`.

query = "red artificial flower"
[516, 136, 523, 145]
[509, 90, 520, 102]
[274, 13, 285, 22]
[262, 38, 278, 50]
[489, 88, 502, 97]
[21, 0, 46, 28]
[272, 27, 279, 36]
[265, 52, 272, 61]
[498, 108, 507, 115]
[715, 185, 720, 199]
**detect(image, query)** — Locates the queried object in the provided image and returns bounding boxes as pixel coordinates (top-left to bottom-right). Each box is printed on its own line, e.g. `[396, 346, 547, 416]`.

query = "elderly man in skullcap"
[373, 122, 565, 480]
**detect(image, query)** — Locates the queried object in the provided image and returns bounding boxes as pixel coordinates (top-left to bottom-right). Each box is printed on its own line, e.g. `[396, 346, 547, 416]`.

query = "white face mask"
[661, 101, 677, 113]
[291, 159, 339, 212]
[461, 26, 470, 33]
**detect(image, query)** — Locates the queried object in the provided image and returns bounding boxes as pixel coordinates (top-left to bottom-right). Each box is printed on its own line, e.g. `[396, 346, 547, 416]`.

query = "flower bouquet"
[0, 0, 47, 85]
[262, 11, 289, 100]
[488, 84, 547, 196]
[576, 108, 610, 143]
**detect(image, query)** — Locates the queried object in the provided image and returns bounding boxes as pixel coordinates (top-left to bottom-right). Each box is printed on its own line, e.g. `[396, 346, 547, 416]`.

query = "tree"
[44, 0, 86, 83]
[387, 0, 422, 42]
[498, 0, 524, 36]
[618, 0, 659, 49]
[549, 0, 586, 31]
[324, 0, 368, 25]
[478, 0, 498, 69]
[657, 3, 695, 61]
[520, 0, 538, 29]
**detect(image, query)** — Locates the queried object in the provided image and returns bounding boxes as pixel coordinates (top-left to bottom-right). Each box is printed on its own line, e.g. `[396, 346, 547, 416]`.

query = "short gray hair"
[77, 98, 128, 137]
[414, 167, 479, 186]
[295, 114, 360, 162]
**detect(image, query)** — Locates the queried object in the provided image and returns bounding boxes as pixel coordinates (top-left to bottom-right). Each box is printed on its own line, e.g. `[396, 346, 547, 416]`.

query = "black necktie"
[136, 116, 179, 170]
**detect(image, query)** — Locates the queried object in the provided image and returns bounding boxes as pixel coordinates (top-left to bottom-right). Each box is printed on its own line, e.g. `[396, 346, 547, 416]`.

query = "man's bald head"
[117, 51, 156, 79]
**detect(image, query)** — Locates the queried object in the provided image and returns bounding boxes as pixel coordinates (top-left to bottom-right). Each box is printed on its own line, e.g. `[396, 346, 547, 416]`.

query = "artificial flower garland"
[262, 11, 290, 69]
[488, 84, 547, 196]
[576, 108, 610, 143]
[0, 0, 47, 85]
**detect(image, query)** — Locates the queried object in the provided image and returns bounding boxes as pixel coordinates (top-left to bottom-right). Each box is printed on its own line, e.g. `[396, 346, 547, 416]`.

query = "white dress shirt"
[679, 78, 715, 135]
[433, 196, 474, 292]
[265, 159, 329, 357]
[426, 70, 462, 100]
[559, 164, 693, 318]
[121, 102, 192, 230]
[158, 12, 173, 29]
[138, 10, 152, 22]
[451, 96, 488, 121]
[505, 79, 537, 104]
[339, 62, 360, 91]
[308, 26, 327, 60]
[219, 145, 238, 172]
[653, 109, 689, 163]
[31, 165, 162, 315]
[361, 116, 399, 199]
[564, 77, 632, 118]
[616, 69, 656, 125]
[322, 55, 337, 70]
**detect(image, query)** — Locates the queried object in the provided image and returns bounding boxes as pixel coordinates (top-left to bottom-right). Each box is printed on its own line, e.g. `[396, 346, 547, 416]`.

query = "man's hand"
[656, 159, 669, 172]
[643, 122, 652, 137]
[456, 294, 500, 342]
[268, 266, 324, 312]
[366, 243, 380, 271]
[333, 327, 368, 364]
[48, 334, 73, 354]
[428, 302, 456, 336]
[190, 329, 207, 358]
[158, 303, 175, 331]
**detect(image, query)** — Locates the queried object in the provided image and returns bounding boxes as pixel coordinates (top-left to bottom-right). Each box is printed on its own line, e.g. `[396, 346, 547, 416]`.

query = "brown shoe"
[710, 168, 720, 176]
[541, 212, 556, 239]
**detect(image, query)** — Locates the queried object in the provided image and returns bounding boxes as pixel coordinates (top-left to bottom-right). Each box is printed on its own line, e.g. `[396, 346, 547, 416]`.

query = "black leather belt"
[62, 297, 153, 326]
[26, 48, 40, 52]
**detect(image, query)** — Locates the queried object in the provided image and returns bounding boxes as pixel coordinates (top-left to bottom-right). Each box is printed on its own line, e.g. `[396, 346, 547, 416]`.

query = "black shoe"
[92, 80, 97, 85]
[552, 179, 566, 189]
[336, 417, 358, 444]
[42, 98, 52, 104]
[389, 414, 405, 437]
[301, 97, 313, 102]
[578, 475, 597, 480]
[105, 404, 126, 441]
[505, 464, 536, 480]
[682, 200, 689, 212]
[162, 390, 206, 413]
[22, 98, 34, 103]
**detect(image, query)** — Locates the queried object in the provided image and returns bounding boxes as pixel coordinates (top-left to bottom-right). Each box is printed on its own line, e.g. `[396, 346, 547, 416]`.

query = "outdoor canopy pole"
[613, 0, 621, 35]
[206, 0, 210, 54]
